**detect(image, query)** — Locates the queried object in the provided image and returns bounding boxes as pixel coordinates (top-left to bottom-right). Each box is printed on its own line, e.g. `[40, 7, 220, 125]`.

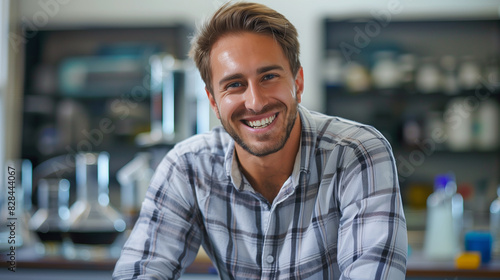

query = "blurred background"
[1, 0, 500, 279]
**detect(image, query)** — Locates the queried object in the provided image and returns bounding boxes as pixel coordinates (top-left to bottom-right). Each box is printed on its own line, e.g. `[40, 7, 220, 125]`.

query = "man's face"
[207, 32, 304, 157]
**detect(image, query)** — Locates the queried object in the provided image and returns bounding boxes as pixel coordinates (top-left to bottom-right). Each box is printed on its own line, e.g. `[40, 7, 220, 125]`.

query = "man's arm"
[337, 135, 407, 279]
[113, 151, 203, 280]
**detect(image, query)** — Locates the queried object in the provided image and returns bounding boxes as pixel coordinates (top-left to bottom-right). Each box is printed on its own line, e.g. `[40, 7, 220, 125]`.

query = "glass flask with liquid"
[66, 152, 126, 260]
[28, 178, 70, 255]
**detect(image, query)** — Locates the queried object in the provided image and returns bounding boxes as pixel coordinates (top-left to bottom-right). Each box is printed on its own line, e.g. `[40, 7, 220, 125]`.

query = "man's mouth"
[244, 113, 277, 129]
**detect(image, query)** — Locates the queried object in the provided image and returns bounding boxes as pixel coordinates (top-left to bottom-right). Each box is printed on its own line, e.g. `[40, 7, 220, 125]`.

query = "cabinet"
[20, 25, 192, 199]
[322, 18, 500, 232]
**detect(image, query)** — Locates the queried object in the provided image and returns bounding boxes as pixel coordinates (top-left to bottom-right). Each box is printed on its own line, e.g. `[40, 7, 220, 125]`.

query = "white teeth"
[246, 114, 276, 128]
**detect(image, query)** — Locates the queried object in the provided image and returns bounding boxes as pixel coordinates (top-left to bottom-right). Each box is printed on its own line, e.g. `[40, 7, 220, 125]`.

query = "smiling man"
[113, 2, 407, 279]
[207, 31, 303, 203]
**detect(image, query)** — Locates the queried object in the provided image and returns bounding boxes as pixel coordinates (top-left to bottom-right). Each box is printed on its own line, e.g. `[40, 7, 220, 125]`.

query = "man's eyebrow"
[218, 73, 244, 87]
[257, 65, 284, 74]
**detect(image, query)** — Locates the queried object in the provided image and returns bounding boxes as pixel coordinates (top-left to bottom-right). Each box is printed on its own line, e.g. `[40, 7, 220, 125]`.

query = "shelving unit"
[322, 18, 500, 229]
[20, 25, 192, 206]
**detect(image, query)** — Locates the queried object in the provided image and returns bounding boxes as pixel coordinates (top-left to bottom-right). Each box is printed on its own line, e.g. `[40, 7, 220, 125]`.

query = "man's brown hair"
[189, 1, 301, 94]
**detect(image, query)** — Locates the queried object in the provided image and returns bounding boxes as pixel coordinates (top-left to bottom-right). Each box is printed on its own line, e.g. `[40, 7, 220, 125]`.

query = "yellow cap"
[455, 252, 481, 270]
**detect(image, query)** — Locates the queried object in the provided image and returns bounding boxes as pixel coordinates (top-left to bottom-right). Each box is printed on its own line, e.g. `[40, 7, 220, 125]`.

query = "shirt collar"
[296, 105, 315, 176]
[229, 140, 302, 193]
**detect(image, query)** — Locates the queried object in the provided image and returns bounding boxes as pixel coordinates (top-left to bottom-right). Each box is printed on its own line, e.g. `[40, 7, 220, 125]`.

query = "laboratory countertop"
[406, 250, 500, 278]
[1, 248, 500, 279]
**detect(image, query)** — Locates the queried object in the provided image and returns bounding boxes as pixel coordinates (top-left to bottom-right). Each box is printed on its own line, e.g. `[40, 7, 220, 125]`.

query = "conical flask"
[28, 178, 70, 255]
[66, 152, 125, 258]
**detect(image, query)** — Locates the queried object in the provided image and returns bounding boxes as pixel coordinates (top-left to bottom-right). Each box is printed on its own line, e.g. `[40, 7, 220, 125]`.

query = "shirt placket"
[260, 180, 297, 279]
[262, 202, 278, 279]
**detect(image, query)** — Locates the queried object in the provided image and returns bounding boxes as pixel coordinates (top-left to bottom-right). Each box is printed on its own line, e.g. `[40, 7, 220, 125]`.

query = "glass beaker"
[66, 152, 126, 260]
[28, 178, 70, 256]
[117, 152, 153, 227]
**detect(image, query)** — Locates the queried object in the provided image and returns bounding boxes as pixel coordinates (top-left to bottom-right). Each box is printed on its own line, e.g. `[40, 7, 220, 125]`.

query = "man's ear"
[206, 87, 220, 119]
[295, 67, 304, 103]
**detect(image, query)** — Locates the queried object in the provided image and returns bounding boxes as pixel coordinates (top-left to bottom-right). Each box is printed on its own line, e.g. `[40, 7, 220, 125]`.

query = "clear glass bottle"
[344, 61, 371, 93]
[29, 178, 70, 256]
[440, 55, 459, 95]
[398, 53, 417, 93]
[491, 185, 500, 257]
[458, 55, 481, 91]
[372, 50, 401, 90]
[323, 49, 344, 91]
[66, 152, 126, 260]
[416, 57, 442, 94]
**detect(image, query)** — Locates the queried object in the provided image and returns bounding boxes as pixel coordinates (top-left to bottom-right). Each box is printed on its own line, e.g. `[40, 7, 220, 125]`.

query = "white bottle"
[416, 57, 442, 94]
[424, 174, 463, 260]
[458, 55, 481, 91]
[475, 100, 499, 151]
[323, 50, 344, 90]
[372, 51, 401, 90]
[445, 98, 473, 151]
[344, 61, 371, 93]
[491, 186, 500, 257]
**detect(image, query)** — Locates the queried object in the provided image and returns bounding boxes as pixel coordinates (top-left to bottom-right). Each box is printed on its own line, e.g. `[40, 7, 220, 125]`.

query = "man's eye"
[263, 74, 277, 81]
[227, 82, 243, 89]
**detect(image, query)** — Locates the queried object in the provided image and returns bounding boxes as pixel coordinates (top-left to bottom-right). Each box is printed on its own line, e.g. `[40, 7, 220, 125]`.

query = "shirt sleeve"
[336, 133, 408, 280]
[113, 150, 203, 280]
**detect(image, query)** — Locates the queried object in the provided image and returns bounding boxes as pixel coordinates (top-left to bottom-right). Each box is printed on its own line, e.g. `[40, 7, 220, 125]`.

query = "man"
[113, 2, 407, 279]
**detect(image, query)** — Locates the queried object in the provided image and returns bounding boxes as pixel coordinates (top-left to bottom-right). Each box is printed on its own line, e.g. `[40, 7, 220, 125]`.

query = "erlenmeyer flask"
[28, 178, 70, 255]
[66, 152, 126, 259]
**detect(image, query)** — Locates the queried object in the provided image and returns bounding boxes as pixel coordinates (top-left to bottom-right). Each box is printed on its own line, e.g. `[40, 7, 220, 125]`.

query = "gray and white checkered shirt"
[113, 105, 407, 279]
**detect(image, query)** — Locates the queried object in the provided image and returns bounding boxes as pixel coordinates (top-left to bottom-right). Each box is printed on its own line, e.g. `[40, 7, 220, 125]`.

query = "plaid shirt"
[113, 106, 407, 280]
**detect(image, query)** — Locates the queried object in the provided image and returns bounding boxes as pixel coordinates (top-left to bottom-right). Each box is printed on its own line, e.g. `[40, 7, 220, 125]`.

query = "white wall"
[0, 0, 9, 186]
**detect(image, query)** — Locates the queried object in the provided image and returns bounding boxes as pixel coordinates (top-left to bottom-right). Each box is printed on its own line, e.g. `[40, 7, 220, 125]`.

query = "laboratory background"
[1, 0, 500, 279]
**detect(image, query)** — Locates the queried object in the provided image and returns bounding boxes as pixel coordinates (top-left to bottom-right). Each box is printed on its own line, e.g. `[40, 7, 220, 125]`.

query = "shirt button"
[266, 255, 274, 264]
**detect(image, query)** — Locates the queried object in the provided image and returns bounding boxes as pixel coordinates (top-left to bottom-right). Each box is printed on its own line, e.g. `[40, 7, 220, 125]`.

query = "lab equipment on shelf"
[28, 178, 70, 256]
[65, 152, 126, 260]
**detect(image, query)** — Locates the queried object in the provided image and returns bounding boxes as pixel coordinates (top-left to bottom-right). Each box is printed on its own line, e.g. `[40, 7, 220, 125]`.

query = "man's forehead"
[210, 32, 290, 75]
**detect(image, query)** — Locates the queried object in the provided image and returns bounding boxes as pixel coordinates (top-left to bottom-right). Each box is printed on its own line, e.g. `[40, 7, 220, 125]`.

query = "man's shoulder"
[304, 108, 388, 149]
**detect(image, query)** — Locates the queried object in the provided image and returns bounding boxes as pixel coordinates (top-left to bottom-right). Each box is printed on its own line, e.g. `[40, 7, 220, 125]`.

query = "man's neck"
[235, 114, 301, 203]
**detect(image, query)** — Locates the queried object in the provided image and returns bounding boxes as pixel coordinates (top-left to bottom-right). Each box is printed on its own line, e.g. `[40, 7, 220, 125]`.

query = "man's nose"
[244, 82, 267, 113]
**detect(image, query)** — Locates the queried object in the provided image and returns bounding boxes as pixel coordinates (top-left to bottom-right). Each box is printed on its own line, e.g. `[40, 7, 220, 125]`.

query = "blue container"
[465, 231, 493, 264]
